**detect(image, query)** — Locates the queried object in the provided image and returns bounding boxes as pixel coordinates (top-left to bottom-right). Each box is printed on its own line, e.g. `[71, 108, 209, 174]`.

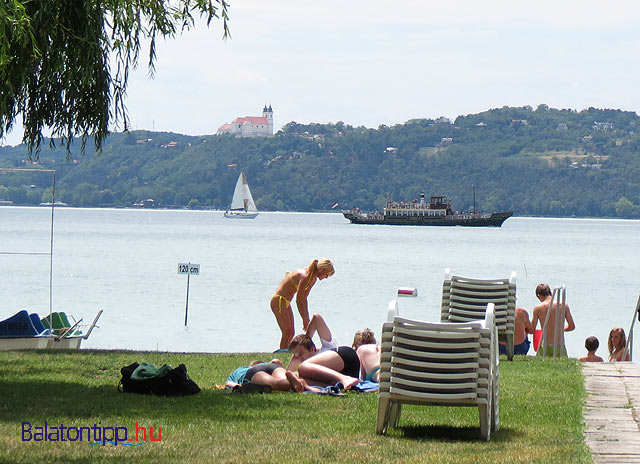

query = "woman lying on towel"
[287, 313, 360, 390]
[225, 359, 319, 393]
[352, 328, 381, 383]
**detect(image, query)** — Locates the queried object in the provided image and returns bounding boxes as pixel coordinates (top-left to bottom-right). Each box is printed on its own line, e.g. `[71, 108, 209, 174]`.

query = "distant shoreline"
[2, 204, 639, 221]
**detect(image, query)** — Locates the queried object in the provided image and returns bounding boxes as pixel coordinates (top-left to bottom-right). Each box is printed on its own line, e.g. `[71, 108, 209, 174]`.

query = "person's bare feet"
[285, 371, 305, 392]
[342, 376, 359, 390]
[299, 378, 323, 393]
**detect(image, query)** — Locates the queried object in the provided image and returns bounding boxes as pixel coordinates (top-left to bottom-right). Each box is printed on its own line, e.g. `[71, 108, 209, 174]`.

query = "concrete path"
[583, 362, 640, 463]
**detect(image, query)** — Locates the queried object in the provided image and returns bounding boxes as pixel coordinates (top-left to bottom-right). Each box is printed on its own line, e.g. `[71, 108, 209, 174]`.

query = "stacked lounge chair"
[441, 269, 516, 360]
[377, 300, 500, 441]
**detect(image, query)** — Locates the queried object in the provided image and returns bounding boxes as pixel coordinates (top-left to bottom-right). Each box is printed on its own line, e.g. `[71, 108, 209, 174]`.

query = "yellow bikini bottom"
[272, 294, 291, 314]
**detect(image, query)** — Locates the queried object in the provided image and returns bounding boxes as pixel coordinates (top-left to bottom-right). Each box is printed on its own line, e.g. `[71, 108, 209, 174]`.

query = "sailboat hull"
[224, 210, 259, 219]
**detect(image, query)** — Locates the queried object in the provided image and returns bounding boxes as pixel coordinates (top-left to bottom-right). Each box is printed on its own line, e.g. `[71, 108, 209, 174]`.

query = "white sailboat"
[224, 172, 259, 219]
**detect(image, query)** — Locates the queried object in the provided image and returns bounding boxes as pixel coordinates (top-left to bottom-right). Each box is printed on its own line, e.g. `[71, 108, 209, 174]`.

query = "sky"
[3, 0, 640, 146]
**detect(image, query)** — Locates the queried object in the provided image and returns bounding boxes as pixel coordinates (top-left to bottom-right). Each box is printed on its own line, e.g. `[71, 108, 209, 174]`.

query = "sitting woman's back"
[353, 328, 380, 382]
[356, 344, 381, 382]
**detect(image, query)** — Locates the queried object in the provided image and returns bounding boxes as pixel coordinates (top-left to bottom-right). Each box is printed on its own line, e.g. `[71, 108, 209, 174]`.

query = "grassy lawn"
[0, 351, 591, 464]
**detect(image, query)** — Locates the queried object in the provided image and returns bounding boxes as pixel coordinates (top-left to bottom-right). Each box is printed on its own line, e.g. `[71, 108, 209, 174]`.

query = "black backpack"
[118, 362, 201, 396]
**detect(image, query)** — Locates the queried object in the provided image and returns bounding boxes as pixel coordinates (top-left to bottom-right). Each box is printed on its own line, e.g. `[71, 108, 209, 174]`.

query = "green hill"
[1, 105, 640, 217]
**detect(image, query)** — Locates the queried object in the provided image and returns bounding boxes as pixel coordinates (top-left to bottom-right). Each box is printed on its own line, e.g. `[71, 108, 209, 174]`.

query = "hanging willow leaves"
[0, 0, 230, 159]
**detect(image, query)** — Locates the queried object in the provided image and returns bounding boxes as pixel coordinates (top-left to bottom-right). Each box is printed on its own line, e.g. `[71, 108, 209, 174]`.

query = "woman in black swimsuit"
[289, 313, 361, 389]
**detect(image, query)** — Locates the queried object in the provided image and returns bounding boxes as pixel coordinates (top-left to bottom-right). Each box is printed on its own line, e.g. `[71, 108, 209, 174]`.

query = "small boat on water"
[224, 172, 259, 219]
[342, 193, 512, 227]
[0, 309, 103, 350]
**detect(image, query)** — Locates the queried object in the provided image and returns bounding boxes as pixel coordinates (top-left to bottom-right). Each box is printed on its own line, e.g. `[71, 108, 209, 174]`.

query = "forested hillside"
[1, 105, 640, 217]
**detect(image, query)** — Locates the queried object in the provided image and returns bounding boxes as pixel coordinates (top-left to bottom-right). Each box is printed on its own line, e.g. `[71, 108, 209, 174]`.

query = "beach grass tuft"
[0, 350, 591, 463]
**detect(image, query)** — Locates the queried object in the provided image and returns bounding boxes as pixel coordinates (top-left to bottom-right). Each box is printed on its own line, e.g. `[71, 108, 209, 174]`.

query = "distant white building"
[217, 105, 274, 137]
[593, 121, 614, 132]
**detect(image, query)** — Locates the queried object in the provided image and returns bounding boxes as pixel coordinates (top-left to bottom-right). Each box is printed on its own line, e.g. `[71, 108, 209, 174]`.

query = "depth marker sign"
[178, 263, 200, 326]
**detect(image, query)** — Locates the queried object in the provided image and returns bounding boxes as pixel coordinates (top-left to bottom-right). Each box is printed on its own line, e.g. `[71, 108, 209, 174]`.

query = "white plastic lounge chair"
[441, 269, 516, 360]
[377, 301, 499, 441]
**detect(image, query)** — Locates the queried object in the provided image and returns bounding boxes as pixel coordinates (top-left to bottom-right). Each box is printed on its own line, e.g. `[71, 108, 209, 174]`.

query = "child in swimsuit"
[270, 258, 334, 350]
[580, 336, 604, 362]
[608, 328, 630, 362]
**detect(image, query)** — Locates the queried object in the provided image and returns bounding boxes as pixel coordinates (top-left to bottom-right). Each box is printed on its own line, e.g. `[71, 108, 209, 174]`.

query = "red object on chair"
[533, 329, 543, 351]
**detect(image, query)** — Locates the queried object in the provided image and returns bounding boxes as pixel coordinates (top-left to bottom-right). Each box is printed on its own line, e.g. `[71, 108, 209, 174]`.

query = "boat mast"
[49, 170, 56, 318]
[0, 168, 56, 322]
[473, 185, 477, 214]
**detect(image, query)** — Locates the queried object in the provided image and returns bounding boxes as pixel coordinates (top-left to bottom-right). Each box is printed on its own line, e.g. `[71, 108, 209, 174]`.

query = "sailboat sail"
[225, 172, 258, 218]
[229, 172, 257, 212]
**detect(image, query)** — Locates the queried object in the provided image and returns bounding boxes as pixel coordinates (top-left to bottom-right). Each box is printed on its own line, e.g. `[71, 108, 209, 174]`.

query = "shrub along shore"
[0, 350, 591, 464]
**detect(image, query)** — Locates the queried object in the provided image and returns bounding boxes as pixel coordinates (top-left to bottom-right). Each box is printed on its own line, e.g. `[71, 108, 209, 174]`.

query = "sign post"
[178, 263, 200, 326]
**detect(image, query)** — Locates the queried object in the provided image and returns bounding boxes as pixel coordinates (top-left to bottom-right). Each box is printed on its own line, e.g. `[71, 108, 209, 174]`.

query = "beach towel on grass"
[350, 380, 379, 392]
[303, 381, 379, 396]
[212, 381, 379, 395]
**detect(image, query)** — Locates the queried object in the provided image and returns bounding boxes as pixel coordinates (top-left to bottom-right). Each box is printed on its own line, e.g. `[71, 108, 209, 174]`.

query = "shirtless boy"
[531, 283, 575, 356]
[499, 307, 533, 355]
[580, 336, 604, 362]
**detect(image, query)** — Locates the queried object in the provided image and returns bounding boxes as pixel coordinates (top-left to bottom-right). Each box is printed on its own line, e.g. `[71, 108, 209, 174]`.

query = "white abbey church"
[217, 105, 274, 137]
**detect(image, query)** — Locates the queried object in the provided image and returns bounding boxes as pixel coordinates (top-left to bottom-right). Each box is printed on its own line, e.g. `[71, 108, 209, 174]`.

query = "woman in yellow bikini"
[270, 258, 335, 350]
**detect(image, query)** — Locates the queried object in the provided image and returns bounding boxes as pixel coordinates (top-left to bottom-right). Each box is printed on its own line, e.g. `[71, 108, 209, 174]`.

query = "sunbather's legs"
[270, 295, 294, 349]
[298, 351, 359, 389]
[250, 367, 293, 391]
[285, 371, 323, 393]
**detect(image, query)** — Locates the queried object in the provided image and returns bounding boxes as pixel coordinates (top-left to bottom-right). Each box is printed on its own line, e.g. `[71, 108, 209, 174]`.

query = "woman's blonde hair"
[302, 259, 334, 293]
[308, 258, 335, 277]
[352, 328, 376, 349]
[608, 327, 627, 354]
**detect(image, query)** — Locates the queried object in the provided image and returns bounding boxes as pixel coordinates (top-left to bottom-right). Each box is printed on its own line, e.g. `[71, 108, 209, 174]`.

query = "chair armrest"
[387, 300, 399, 321]
[482, 303, 495, 329]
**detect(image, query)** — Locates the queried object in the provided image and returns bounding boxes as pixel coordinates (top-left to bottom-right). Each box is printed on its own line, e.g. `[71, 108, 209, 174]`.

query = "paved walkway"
[583, 362, 640, 463]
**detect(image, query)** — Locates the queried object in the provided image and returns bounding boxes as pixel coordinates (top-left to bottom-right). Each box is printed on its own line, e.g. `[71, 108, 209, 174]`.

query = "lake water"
[1, 206, 638, 360]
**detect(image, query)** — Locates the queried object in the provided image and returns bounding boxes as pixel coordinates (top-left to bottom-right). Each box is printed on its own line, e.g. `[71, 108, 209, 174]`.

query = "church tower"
[263, 104, 273, 135]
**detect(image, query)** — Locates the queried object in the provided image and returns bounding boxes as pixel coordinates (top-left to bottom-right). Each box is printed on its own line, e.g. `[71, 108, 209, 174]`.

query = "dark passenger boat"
[342, 193, 512, 227]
